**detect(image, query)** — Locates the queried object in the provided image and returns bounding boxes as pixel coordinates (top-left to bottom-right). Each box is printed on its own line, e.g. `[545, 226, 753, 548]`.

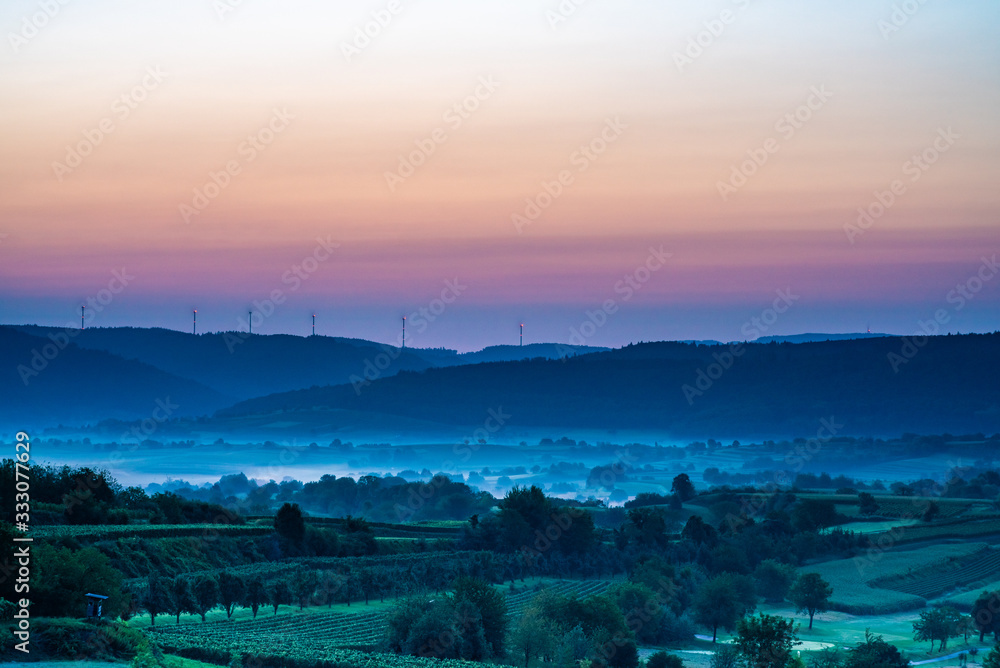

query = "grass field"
[656, 602, 997, 668]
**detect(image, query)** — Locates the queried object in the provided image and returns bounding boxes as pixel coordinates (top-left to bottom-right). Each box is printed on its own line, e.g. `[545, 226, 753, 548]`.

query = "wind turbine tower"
[520, 323, 524, 347]
[248, 311, 252, 335]
[193, 309, 197, 335]
[81, 305, 85, 330]
[312, 314, 316, 337]
[402, 316, 406, 349]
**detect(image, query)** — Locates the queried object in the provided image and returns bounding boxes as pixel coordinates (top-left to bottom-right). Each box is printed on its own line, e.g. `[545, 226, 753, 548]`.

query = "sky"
[1, 0, 998, 351]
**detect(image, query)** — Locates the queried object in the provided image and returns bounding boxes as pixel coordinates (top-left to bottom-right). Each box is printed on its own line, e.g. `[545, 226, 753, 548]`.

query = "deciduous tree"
[692, 573, 756, 642]
[734, 613, 799, 668]
[789, 573, 832, 629]
[192, 575, 219, 622]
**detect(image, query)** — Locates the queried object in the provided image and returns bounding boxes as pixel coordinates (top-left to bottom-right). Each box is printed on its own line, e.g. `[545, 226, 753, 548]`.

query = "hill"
[0, 327, 229, 429]
[216, 333, 1000, 439]
[4, 326, 606, 404]
[754, 332, 890, 344]
[6, 325, 435, 402]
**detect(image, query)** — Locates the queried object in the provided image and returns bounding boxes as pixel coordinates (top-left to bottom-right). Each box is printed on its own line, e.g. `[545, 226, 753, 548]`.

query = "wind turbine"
[520, 323, 524, 347]
[402, 316, 406, 349]
[312, 313, 316, 337]
[193, 309, 197, 335]
[81, 305, 85, 330]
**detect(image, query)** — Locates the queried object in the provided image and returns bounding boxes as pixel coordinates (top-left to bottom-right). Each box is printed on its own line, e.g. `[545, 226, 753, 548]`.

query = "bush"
[658, 610, 696, 643]
[646, 651, 684, 668]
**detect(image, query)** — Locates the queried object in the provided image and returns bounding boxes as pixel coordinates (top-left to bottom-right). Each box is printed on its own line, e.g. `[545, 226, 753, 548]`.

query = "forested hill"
[4, 326, 605, 404]
[6, 325, 436, 402]
[0, 327, 228, 427]
[217, 333, 1000, 438]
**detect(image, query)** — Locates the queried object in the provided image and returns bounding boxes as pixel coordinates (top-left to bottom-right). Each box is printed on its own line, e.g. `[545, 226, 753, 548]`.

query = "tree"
[681, 515, 717, 546]
[692, 573, 756, 642]
[789, 573, 832, 629]
[735, 613, 799, 668]
[192, 576, 219, 622]
[393, 598, 489, 661]
[293, 569, 319, 610]
[275, 502, 305, 543]
[243, 577, 268, 619]
[168, 576, 196, 624]
[646, 651, 684, 668]
[30, 545, 126, 618]
[510, 605, 557, 668]
[983, 644, 1000, 668]
[452, 576, 509, 658]
[671, 474, 696, 502]
[388, 596, 432, 653]
[217, 572, 245, 619]
[922, 500, 941, 522]
[143, 575, 172, 626]
[858, 492, 879, 516]
[792, 499, 841, 532]
[554, 625, 589, 668]
[810, 647, 843, 668]
[753, 560, 796, 604]
[708, 646, 740, 668]
[844, 630, 907, 668]
[913, 606, 962, 652]
[268, 580, 292, 615]
[973, 591, 1000, 642]
[608, 582, 664, 644]
[626, 508, 670, 550]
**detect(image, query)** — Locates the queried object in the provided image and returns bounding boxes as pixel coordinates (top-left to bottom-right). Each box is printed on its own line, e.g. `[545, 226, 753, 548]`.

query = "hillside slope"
[0, 328, 229, 429]
[217, 333, 1000, 438]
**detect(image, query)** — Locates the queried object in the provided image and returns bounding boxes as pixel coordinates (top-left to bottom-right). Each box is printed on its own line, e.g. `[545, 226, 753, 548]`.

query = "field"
[145, 578, 616, 667]
[31, 523, 273, 541]
[945, 580, 1000, 610]
[503, 579, 615, 616]
[874, 546, 1000, 599]
[808, 542, 991, 614]
[149, 608, 390, 649]
[865, 517, 1000, 545]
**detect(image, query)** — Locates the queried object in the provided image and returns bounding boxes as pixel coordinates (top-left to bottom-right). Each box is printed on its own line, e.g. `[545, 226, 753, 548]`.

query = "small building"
[85, 593, 108, 619]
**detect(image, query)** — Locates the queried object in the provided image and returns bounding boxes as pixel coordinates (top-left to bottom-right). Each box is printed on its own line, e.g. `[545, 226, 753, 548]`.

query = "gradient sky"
[1, 0, 998, 350]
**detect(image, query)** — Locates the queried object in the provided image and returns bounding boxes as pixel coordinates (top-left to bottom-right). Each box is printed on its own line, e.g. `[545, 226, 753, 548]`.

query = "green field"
[31, 523, 272, 541]
[944, 581, 1000, 610]
[809, 542, 991, 614]
[874, 546, 1000, 599]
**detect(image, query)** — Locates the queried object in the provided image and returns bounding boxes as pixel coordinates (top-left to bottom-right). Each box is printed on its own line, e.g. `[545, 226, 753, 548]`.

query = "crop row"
[152, 609, 389, 646]
[866, 517, 1000, 546]
[875, 547, 1000, 599]
[33, 523, 269, 541]
[870, 499, 972, 519]
[152, 633, 498, 668]
[505, 580, 612, 616]
[810, 542, 987, 615]
[174, 550, 499, 582]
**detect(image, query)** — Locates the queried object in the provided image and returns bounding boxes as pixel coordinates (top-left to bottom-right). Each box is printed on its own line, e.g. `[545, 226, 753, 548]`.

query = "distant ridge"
[752, 332, 890, 344]
[0, 327, 229, 429]
[214, 333, 1000, 439]
[0, 326, 606, 424]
